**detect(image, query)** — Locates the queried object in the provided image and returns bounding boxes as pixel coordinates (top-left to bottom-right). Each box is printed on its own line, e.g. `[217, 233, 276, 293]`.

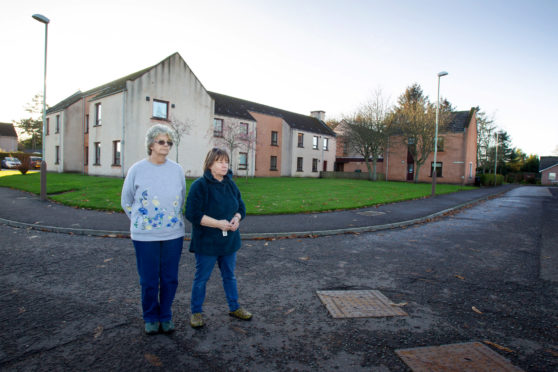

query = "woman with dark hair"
[121, 124, 185, 334]
[185, 147, 251, 328]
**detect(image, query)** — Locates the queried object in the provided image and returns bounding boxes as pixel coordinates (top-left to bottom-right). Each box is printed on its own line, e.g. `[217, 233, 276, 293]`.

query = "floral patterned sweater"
[121, 158, 186, 241]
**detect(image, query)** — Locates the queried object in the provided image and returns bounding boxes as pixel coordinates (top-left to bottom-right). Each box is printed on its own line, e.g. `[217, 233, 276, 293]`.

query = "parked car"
[30, 156, 42, 169]
[1, 157, 22, 169]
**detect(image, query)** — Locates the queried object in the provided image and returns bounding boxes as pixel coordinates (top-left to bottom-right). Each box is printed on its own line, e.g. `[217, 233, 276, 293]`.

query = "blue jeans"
[191, 252, 239, 313]
[133, 237, 183, 322]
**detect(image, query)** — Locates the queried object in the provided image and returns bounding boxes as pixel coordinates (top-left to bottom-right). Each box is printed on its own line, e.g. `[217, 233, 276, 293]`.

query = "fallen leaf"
[546, 349, 558, 357]
[145, 353, 163, 367]
[285, 308, 295, 315]
[264, 242, 269, 246]
[472, 306, 483, 314]
[483, 340, 514, 353]
[455, 275, 465, 280]
[18, 307, 25, 314]
[231, 326, 246, 334]
[299, 256, 310, 261]
[93, 325, 103, 339]
[103, 258, 113, 263]
[390, 302, 408, 307]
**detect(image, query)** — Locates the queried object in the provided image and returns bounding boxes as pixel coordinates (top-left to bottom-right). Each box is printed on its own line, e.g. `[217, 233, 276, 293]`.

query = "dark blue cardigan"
[185, 170, 246, 256]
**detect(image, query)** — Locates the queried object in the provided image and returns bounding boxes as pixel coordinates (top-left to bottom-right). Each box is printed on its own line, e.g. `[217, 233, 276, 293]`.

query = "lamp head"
[32, 14, 50, 24]
[437, 71, 448, 77]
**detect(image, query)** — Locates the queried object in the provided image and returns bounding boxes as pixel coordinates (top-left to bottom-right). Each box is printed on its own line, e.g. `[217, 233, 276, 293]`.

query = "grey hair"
[145, 124, 176, 155]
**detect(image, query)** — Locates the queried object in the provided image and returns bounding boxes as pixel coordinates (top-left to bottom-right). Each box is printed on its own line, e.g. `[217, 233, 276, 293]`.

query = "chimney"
[310, 110, 325, 121]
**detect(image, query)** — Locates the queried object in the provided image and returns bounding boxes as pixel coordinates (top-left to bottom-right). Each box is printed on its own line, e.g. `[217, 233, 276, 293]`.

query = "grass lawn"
[0, 171, 475, 214]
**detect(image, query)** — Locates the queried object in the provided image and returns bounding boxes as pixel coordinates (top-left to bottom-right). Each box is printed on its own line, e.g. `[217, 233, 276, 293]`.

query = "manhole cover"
[356, 210, 386, 216]
[316, 290, 407, 318]
[395, 342, 524, 372]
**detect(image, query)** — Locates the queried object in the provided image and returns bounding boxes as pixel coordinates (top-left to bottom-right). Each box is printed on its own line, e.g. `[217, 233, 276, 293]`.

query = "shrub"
[480, 173, 504, 186]
[17, 154, 30, 175]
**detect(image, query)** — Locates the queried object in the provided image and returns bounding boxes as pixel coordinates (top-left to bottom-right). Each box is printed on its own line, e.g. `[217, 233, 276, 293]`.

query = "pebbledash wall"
[46, 53, 214, 178]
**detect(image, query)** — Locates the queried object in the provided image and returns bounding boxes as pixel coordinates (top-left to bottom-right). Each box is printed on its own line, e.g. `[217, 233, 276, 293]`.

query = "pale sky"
[2, 0, 557, 156]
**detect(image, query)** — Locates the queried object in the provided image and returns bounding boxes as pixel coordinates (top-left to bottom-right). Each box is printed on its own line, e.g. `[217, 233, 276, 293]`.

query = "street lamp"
[32, 13, 49, 200]
[431, 71, 448, 197]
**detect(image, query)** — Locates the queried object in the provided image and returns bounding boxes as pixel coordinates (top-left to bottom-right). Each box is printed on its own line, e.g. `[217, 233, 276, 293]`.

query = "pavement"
[0, 184, 516, 239]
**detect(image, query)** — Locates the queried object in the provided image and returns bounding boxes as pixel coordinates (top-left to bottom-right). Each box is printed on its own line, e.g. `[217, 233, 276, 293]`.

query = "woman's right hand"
[217, 219, 233, 231]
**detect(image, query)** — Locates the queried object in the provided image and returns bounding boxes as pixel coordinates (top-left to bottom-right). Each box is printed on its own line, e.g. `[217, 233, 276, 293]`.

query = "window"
[214, 118, 223, 137]
[270, 156, 277, 171]
[85, 114, 89, 133]
[549, 172, 556, 181]
[313, 136, 319, 150]
[469, 162, 473, 179]
[95, 103, 102, 126]
[343, 141, 348, 155]
[84, 146, 88, 165]
[153, 99, 168, 120]
[55, 115, 60, 133]
[298, 133, 304, 148]
[323, 138, 329, 151]
[55, 146, 60, 164]
[46, 118, 49, 135]
[113, 140, 121, 166]
[238, 152, 248, 170]
[94, 142, 101, 165]
[240, 122, 249, 137]
[430, 162, 443, 177]
[435, 136, 445, 152]
[297, 157, 303, 172]
[312, 158, 318, 172]
[271, 131, 278, 146]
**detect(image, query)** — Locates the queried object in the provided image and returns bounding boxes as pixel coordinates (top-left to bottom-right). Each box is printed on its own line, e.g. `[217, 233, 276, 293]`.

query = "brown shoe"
[190, 313, 204, 328]
[229, 308, 252, 321]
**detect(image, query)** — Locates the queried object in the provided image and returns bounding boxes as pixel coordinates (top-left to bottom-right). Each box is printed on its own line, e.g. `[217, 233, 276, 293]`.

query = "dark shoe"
[145, 321, 160, 335]
[190, 313, 204, 328]
[161, 320, 175, 334]
[229, 308, 252, 321]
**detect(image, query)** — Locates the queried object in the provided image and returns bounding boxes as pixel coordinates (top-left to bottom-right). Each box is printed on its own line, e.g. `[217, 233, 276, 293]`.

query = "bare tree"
[240, 127, 257, 180]
[390, 84, 451, 182]
[215, 121, 246, 171]
[341, 89, 391, 180]
[168, 115, 192, 163]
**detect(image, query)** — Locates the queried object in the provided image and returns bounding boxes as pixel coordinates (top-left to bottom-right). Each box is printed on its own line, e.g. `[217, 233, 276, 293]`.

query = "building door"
[323, 160, 327, 171]
[406, 149, 414, 181]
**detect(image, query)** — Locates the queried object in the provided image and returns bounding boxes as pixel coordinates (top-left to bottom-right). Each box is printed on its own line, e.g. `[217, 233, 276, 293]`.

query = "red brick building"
[335, 109, 478, 185]
[539, 156, 558, 185]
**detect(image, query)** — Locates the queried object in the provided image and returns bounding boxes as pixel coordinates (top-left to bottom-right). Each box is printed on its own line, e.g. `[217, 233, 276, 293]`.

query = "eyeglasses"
[156, 140, 173, 146]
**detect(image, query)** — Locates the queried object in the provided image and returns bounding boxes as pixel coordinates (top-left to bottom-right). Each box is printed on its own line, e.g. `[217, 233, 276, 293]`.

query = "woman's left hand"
[229, 215, 240, 231]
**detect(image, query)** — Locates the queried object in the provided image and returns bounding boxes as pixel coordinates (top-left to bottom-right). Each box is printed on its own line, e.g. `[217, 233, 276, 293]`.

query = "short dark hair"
[203, 148, 229, 171]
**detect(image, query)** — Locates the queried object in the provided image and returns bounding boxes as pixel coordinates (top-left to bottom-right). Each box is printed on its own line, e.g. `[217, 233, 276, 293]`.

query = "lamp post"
[431, 71, 448, 197]
[32, 13, 49, 200]
[494, 131, 499, 187]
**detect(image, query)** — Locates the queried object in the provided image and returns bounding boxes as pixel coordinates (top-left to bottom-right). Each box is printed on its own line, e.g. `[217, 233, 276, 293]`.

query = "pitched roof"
[208, 91, 336, 137]
[540, 156, 558, 172]
[46, 55, 166, 115]
[0, 122, 17, 137]
[446, 108, 476, 132]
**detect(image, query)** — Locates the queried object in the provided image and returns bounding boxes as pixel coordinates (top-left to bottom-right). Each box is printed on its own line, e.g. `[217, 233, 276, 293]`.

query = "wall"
[87, 93, 124, 177]
[249, 111, 283, 177]
[0, 137, 17, 152]
[62, 99, 85, 173]
[44, 112, 63, 172]
[541, 164, 558, 185]
[123, 53, 214, 178]
[287, 128, 336, 177]
[212, 114, 256, 177]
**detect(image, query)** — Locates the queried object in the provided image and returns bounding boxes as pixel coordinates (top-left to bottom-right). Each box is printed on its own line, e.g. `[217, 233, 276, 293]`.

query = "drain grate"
[316, 290, 407, 318]
[395, 342, 524, 372]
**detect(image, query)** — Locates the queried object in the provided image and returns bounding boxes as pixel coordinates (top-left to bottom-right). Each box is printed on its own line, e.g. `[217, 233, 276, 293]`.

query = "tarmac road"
[0, 186, 557, 371]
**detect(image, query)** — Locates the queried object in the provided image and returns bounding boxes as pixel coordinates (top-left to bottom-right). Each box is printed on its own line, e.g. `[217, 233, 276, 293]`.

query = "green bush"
[480, 173, 504, 186]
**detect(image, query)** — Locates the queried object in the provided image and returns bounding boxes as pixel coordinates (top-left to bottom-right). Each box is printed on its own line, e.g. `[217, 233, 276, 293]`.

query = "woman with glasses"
[185, 147, 251, 328]
[121, 124, 186, 334]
